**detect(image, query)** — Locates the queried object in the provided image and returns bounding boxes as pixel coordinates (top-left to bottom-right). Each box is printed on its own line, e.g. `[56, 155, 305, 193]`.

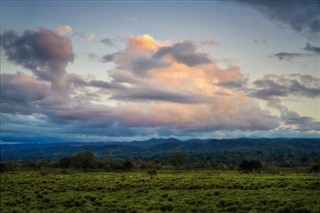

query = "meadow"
[1, 170, 319, 213]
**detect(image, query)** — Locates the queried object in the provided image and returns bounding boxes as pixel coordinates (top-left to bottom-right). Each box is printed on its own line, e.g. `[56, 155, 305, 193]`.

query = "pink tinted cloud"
[200, 39, 219, 46]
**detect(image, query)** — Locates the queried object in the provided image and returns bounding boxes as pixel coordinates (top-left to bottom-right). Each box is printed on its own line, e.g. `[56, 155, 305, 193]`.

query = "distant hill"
[1, 138, 320, 163]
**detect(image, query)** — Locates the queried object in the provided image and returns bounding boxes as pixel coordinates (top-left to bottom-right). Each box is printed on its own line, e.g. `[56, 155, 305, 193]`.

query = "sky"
[0, 0, 319, 143]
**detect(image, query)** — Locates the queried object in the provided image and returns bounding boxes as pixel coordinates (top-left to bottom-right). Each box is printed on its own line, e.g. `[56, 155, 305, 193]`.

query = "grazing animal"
[140, 176, 152, 182]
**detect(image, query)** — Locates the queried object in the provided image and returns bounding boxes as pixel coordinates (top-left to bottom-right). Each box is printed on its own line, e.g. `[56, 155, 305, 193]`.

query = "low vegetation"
[1, 170, 319, 212]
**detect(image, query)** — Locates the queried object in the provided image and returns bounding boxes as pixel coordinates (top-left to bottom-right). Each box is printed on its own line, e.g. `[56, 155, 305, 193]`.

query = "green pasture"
[1, 170, 319, 212]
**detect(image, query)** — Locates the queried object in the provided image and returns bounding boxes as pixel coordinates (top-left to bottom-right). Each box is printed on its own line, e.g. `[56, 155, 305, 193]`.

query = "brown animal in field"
[140, 176, 152, 182]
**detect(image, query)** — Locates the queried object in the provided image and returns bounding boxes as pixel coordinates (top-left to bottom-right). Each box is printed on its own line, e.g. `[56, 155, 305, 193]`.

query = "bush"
[239, 159, 262, 172]
[310, 164, 320, 173]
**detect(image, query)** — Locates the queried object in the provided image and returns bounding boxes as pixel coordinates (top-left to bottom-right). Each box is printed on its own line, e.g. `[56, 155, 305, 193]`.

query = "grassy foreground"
[1, 170, 319, 213]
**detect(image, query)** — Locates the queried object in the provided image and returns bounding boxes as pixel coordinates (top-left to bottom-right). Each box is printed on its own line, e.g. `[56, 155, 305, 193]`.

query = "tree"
[58, 157, 72, 168]
[123, 159, 134, 170]
[38, 158, 53, 168]
[310, 164, 320, 173]
[171, 151, 186, 171]
[0, 163, 7, 173]
[71, 152, 97, 171]
[103, 157, 123, 171]
[239, 159, 262, 172]
[22, 160, 37, 169]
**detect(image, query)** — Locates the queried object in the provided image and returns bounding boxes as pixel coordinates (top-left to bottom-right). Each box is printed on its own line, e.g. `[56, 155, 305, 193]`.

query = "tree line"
[1, 151, 319, 173]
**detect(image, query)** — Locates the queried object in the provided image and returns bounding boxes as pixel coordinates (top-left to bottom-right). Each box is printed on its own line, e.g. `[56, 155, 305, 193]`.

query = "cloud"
[236, 0, 320, 36]
[87, 53, 100, 61]
[127, 34, 158, 52]
[1, 28, 74, 92]
[111, 99, 279, 131]
[111, 87, 209, 104]
[101, 53, 118, 62]
[200, 39, 218, 46]
[280, 107, 320, 131]
[254, 39, 266, 43]
[123, 16, 145, 24]
[55, 25, 73, 35]
[273, 52, 309, 61]
[130, 56, 171, 76]
[95, 34, 279, 131]
[2, 31, 318, 141]
[100, 38, 116, 47]
[273, 42, 319, 61]
[267, 98, 320, 132]
[1, 72, 50, 104]
[154, 41, 212, 67]
[86, 32, 95, 42]
[89, 80, 126, 90]
[251, 74, 320, 99]
[74, 32, 96, 42]
[0, 72, 52, 116]
[218, 76, 248, 89]
[1, 28, 74, 71]
[304, 43, 320, 54]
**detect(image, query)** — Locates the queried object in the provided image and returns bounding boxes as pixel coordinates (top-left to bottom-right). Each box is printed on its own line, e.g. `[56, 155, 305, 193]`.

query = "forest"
[1, 138, 320, 172]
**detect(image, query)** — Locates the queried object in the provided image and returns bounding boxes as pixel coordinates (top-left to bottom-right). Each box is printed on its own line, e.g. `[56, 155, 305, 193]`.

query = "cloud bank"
[1, 29, 319, 142]
[236, 0, 320, 36]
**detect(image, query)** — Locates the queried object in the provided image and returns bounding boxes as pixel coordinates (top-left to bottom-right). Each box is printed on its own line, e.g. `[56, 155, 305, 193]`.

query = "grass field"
[1, 170, 319, 212]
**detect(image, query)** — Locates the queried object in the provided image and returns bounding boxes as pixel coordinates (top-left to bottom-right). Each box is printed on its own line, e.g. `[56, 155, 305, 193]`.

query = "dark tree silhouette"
[0, 163, 7, 173]
[123, 159, 134, 170]
[38, 158, 53, 168]
[310, 164, 320, 173]
[171, 151, 186, 171]
[71, 152, 96, 171]
[58, 157, 72, 169]
[239, 159, 262, 172]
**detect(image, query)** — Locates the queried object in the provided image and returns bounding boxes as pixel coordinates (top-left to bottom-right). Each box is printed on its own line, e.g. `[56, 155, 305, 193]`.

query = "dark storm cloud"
[304, 43, 320, 54]
[236, 0, 320, 35]
[112, 88, 208, 104]
[1, 28, 74, 92]
[273, 52, 308, 61]
[1, 28, 74, 72]
[251, 74, 320, 99]
[154, 41, 212, 67]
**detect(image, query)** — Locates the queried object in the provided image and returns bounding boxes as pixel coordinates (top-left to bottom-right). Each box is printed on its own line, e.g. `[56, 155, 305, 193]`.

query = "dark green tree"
[71, 152, 97, 171]
[22, 160, 37, 169]
[38, 158, 53, 168]
[103, 157, 123, 171]
[171, 151, 186, 171]
[239, 159, 262, 172]
[58, 157, 72, 168]
[123, 159, 134, 170]
[310, 164, 320, 173]
[0, 163, 7, 173]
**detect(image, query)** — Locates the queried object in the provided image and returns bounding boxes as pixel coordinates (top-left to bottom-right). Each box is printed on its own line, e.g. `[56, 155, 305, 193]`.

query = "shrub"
[213, 191, 221, 196]
[310, 164, 320, 173]
[239, 159, 263, 172]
